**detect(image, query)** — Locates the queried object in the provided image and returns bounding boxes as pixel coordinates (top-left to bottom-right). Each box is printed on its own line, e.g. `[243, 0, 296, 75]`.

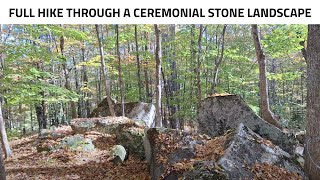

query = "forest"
[0, 24, 319, 179]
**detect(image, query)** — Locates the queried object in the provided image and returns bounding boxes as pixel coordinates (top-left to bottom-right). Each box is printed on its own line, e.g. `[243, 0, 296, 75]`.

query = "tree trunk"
[72, 56, 82, 117]
[134, 25, 143, 101]
[36, 100, 46, 131]
[196, 25, 203, 109]
[305, 24, 320, 180]
[95, 24, 116, 117]
[211, 25, 227, 93]
[144, 31, 151, 103]
[251, 24, 281, 129]
[60, 35, 77, 119]
[0, 145, 5, 180]
[115, 25, 125, 116]
[80, 32, 91, 118]
[0, 102, 12, 159]
[154, 24, 162, 127]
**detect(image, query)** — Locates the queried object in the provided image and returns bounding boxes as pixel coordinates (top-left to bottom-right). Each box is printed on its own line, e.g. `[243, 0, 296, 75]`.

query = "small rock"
[111, 145, 127, 165]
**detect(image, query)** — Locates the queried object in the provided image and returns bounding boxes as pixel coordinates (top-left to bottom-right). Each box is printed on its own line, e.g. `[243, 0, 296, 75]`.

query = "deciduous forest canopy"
[0, 24, 319, 179]
[0, 24, 307, 130]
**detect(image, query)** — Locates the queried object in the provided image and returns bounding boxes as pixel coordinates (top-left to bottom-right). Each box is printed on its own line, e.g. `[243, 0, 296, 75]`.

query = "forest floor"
[4, 128, 150, 180]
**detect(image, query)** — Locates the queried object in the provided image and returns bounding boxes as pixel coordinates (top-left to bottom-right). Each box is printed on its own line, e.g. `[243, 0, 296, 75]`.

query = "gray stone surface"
[127, 102, 156, 128]
[59, 134, 95, 152]
[90, 98, 155, 127]
[218, 123, 305, 179]
[111, 145, 127, 165]
[198, 95, 297, 154]
[115, 124, 145, 160]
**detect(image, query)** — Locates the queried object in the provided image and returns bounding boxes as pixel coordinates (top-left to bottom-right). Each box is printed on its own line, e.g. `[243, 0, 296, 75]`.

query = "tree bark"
[211, 25, 227, 93]
[115, 25, 125, 116]
[80, 29, 91, 118]
[134, 25, 143, 101]
[0, 102, 11, 159]
[144, 31, 151, 103]
[305, 24, 320, 180]
[251, 24, 281, 129]
[60, 35, 77, 119]
[196, 25, 203, 109]
[95, 24, 116, 117]
[0, 144, 5, 180]
[154, 24, 162, 127]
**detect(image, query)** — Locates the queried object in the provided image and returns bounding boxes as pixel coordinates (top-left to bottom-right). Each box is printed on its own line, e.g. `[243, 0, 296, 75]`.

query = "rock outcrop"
[144, 124, 304, 180]
[90, 98, 155, 127]
[198, 94, 297, 154]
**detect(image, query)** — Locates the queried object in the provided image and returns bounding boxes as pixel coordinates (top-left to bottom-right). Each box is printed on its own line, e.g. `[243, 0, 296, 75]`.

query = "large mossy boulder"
[115, 123, 145, 160]
[70, 117, 138, 134]
[58, 134, 95, 152]
[144, 124, 304, 180]
[36, 134, 95, 153]
[198, 94, 297, 154]
[90, 98, 155, 127]
[38, 126, 73, 140]
[70, 118, 97, 134]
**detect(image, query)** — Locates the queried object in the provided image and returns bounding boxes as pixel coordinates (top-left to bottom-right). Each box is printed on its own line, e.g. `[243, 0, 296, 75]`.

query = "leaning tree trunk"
[154, 24, 162, 127]
[0, 103, 12, 159]
[95, 24, 116, 117]
[251, 24, 281, 129]
[305, 24, 320, 180]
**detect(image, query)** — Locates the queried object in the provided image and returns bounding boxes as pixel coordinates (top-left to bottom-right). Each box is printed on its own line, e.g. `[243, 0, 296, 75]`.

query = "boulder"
[58, 134, 95, 152]
[90, 98, 155, 127]
[70, 118, 97, 134]
[36, 134, 95, 153]
[110, 145, 127, 165]
[144, 127, 224, 180]
[218, 123, 305, 179]
[198, 94, 297, 154]
[127, 102, 156, 127]
[115, 123, 145, 160]
[95, 116, 136, 134]
[38, 126, 73, 140]
[144, 124, 304, 180]
[70, 117, 138, 134]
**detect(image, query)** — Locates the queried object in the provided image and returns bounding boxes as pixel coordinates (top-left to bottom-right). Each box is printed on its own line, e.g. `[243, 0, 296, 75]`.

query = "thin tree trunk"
[95, 24, 116, 116]
[154, 24, 162, 127]
[80, 31, 91, 117]
[116, 25, 125, 116]
[60, 35, 77, 119]
[0, 102, 12, 158]
[134, 25, 143, 101]
[0, 145, 5, 180]
[72, 56, 82, 117]
[144, 32, 151, 102]
[305, 24, 320, 180]
[251, 24, 281, 129]
[196, 25, 203, 109]
[30, 105, 33, 131]
[190, 25, 196, 110]
[211, 25, 227, 93]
